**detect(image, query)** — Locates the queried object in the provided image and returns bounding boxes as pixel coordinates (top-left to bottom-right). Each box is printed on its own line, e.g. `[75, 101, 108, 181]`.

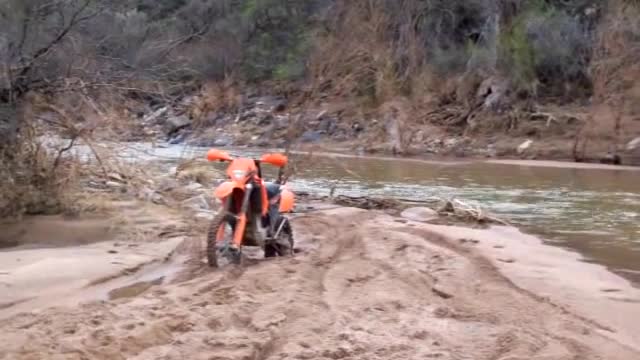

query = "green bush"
[497, 0, 592, 98]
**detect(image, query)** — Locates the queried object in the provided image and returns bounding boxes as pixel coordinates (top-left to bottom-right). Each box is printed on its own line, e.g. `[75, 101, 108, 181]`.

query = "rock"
[138, 187, 165, 205]
[273, 101, 287, 113]
[517, 139, 533, 154]
[157, 178, 178, 193]
[105, 181, 124, 189]
[238, 110, 257, 122]
[189, 134, 234, 147]
[274, 114, 290, 130]
[138, 186, 153, 198]
[88, 181, 105, 190]
[412, 130, 426, 144]
[600, 153, 621, 165]
[213, 134, 234, 147]
[107, 172, 125, 183]
[184, 182, 204, 192]
[487, 144, 497, 158]
[201, 111, 226, 127]
[257, 113, 274, 126]
[164, 115, 191, 135]
[444, 138, 459, 148]
[168, 129, 190, 145]
[318, 116, 338, 135]
[400, 207, 439, 222]
[151, 194, 166, 205]
[181, 195, 210, 211]
[142, 107, 168, 125]
[626, 137, 640, 151]
[254, 96, 286, 112]
[300, 130, 323, 143]
[477, 77, 510, 110]
[195, 212, 214, 220]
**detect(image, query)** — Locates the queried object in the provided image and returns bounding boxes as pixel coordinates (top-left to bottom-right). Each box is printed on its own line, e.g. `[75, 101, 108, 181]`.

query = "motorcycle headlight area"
[232, 170, 247, 180]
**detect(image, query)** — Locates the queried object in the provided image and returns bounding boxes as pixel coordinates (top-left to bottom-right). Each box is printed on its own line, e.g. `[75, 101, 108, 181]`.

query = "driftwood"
[332, 195, 404, 210]
[437, 199, 510, 226]
[297, 192, 510, 226]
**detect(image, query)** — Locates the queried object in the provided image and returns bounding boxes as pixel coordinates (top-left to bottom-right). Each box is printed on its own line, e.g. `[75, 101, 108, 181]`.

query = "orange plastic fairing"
[225, 158, 258, 180]
[279, 188, 295, 213]
[214, 181, 243, 199]
[207, 149, 233, 162]
[260, 153, 288, 167]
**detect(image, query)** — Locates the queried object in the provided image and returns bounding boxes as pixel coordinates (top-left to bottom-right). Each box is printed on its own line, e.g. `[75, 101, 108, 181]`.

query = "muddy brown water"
[294, 155, 640, 284]
[69, 142, 640, 284]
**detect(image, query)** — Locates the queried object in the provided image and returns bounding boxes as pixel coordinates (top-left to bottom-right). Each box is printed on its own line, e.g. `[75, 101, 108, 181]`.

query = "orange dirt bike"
[205, 149, 295, 267]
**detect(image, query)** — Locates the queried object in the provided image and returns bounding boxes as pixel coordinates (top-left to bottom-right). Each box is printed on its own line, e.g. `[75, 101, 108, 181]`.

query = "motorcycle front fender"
[214, 181, 244, 200]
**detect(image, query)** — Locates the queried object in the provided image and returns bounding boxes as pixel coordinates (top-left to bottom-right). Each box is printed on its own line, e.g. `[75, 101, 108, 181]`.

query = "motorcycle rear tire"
[264, 218, 294, 258]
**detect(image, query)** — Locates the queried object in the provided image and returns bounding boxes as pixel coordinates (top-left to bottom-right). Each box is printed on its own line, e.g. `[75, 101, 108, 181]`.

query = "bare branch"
[52, 136, 78, 170]
[15, 7, 32, 64]
[18, 0, 95, 79]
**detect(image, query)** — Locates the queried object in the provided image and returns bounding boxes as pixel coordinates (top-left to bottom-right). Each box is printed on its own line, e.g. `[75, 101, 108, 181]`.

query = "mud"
[0, 200, 188, 319]
[1, 207, 638, 360]
[0, 216, 115, 249]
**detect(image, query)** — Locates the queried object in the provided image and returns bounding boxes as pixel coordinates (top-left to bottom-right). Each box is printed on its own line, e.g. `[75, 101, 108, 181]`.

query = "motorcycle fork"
[233, 183, 253, 248]
[267, 202, 279, 237]
[216, 197, 230, 242]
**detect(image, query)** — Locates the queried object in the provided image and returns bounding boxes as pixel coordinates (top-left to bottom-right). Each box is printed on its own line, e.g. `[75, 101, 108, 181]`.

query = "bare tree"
[1, 0, 103, 103]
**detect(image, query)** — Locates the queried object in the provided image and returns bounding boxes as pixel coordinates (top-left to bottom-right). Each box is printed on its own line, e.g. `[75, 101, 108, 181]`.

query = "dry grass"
[301, 0, 488, 142]
[1, 87, 167, 219]
[175, 159, 223, 186]
[189, 77, 243, 128]
[307, 1, 399, 105]
[0, 121, 81, 218]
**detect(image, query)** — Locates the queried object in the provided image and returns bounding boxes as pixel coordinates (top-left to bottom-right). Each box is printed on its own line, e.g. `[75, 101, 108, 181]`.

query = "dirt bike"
[205, 149, 295, 267]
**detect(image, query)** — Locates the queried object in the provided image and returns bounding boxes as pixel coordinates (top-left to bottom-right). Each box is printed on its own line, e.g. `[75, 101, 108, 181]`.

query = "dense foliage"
[0, 1, 611, 100]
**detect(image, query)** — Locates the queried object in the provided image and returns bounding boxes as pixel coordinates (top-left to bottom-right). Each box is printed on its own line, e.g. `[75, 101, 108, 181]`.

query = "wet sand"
[0, 238, 184, 319]
[0, 207, 638, 359]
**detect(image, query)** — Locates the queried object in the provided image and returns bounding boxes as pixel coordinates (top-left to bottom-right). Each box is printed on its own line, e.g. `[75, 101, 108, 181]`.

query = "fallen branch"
[437, 198, 510, 226]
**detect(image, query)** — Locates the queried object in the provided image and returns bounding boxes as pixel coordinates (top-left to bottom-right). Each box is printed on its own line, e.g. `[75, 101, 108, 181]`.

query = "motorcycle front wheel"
[206, 210, 242, 267]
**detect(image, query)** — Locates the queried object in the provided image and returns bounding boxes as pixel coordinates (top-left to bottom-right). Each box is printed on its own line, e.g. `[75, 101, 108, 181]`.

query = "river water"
[107, 143, 640, 284]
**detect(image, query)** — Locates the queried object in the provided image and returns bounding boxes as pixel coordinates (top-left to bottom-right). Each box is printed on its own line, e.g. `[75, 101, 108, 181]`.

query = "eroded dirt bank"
[1, 207, 638, 360]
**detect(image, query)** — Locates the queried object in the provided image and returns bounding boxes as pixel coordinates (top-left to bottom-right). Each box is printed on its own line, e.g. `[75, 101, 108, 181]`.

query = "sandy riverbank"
[0, 206, 638, 359]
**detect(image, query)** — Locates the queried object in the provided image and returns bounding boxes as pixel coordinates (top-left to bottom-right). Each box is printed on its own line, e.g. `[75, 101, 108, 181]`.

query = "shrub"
[526, 7, 592, 98]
